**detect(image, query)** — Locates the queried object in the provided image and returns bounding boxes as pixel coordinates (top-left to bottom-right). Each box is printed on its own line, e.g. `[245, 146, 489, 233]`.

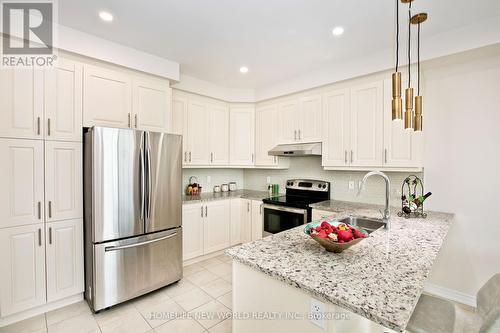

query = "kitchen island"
[226, 200, 453, 332]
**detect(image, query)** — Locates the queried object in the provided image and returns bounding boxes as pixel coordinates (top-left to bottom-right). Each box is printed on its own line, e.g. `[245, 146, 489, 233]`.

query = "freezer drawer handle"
[104, 232, 178, 252]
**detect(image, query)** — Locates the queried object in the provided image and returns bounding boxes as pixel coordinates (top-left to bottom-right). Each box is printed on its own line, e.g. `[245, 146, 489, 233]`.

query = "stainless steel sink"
[338, 216, 386, 234]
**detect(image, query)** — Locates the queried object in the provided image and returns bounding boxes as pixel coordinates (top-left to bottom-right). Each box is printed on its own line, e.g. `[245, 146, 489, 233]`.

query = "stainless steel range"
[261, 179, 330, 237]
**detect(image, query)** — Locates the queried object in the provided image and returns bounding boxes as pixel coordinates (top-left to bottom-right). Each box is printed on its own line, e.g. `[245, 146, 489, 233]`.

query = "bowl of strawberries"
[304, 219, 369, 253]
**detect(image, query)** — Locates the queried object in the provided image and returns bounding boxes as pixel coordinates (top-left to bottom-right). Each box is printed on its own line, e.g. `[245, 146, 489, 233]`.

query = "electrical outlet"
[310, 298, 326, 330]
[266, 176, 271, 184]
[348, 180, 355, 190]
[207, 176, 211, 184]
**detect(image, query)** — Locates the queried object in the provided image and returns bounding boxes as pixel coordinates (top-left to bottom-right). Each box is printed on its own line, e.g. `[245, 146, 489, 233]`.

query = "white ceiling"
[59, 0, 500, 89]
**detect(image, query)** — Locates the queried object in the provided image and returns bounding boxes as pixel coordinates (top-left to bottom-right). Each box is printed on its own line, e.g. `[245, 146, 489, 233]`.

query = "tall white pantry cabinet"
[0, 59, 84, 320]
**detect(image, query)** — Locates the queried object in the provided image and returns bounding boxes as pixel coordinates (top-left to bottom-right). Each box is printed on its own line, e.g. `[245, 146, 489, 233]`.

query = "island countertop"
[226, 200, 454, 332]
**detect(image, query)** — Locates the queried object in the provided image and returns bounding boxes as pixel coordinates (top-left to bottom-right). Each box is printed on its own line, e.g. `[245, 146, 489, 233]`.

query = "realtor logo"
[1, 0, 57, 67]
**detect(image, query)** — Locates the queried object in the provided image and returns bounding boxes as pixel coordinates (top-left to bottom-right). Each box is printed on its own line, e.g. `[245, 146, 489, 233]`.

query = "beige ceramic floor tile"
[208, 318, 232, 333]
[198, 257, 224, 268]
[190, 300, 231, 330]
[220, 273, 232, 283]
[138, 299, 185, 328]
[154, 318, 205, 333]
[172, 288, 213, 312]
[200, 278, 232, 298]
[205, 263, 232, 277]
[93, 303, 137, 327]
[47, 312, 99, 333]
[0, 314, 46, 333]
[186, 269, 219, 286]
[97, 304, 150, 333]
[163, 279, 196, 298]
[133, 288, 172, 312]
[46, 301, 91, 326]
[214, 254, 232, 263]
[216, 292, 232, 310]
[183, 263, 206, 277]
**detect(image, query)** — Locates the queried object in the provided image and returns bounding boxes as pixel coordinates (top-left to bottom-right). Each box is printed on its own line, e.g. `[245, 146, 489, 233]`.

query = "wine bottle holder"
[397, 175, 427, 219]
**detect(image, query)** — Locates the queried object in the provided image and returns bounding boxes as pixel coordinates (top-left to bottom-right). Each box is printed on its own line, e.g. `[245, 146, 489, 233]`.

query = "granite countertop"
[226, 200, 454, 332]
[182, 189, 274, 203]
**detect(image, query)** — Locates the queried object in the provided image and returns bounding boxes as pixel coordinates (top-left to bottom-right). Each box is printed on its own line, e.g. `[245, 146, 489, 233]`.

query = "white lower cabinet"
[182, 200, 231, 260]
[0, 224, 46, 317]
[183, 198, 262, 261]
[45, 219, 84, 302]
[251, 200, 263, 241]
[182, 203, 204, 261]
[204, 200, 231, 253]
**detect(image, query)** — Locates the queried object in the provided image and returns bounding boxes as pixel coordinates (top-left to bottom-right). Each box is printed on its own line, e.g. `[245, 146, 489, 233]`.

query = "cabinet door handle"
[134, 114, 138, 128]
[184, 152, 187, 162]
[49, 227, 52, 245]
[350, 150, 354, 163]
[344, 151, 348, 164]
[384, 149, 388, 164]
[260, 204, 263, 215]
[298, 129, 301, 140]
[37, 201, 41, 219]
[48, 201, 52, 219]
[37, 117, 41, 135]
[38, 228, 42, 247]
[274, 156, 277, 164]
[189, 151, 191, 162]
[128, 113, 131, 127]
[247, 202, 250, 212]
[47, 118, 51, 136]
[205, 206, 208, 217]
[201, 205, 204, 217]
[211, 152, 213, 163]
[251, 154, 254, 163]
[294, 130, 297, 141]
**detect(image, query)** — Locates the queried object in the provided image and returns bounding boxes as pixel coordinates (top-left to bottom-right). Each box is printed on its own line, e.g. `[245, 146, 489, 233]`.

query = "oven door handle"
[262, 204, 307, 215]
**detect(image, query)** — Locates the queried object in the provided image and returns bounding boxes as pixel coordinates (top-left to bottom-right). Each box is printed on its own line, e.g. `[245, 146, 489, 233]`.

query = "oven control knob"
[318, 184, 322, 188]
[322, 184, 327, 189]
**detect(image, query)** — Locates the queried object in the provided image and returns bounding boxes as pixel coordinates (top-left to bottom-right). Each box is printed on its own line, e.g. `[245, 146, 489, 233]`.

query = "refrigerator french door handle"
[146, 133, 153, 223]
[139, 145, 145, 221]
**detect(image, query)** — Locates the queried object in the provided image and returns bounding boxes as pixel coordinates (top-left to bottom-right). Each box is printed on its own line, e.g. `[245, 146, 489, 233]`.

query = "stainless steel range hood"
[268, 142, 322, 156]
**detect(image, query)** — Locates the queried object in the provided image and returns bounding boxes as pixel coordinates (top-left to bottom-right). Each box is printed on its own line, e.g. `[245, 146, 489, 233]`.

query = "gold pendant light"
[392, 0, 402, 121]
[411, 13, 427, 131]
[403, 0, 414, 130]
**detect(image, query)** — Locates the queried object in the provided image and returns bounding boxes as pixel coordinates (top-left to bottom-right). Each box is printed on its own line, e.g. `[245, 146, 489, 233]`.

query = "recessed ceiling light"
[99, 11, 114, 22]
[239, 66, 249, 74]
[332, 26, 344, 36]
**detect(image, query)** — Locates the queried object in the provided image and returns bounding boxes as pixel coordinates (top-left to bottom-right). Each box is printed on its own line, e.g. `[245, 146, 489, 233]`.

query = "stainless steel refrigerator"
[83, 126, 182, 312]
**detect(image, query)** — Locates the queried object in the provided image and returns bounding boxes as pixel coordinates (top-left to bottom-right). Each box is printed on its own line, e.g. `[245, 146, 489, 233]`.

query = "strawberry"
[317, 230, 329, 238]
[337, 229, 354, 242]
[353, 229, 367, 239]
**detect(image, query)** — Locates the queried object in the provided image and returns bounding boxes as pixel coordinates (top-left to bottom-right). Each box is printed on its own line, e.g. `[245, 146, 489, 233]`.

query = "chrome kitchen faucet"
[357, 171, 391, 230]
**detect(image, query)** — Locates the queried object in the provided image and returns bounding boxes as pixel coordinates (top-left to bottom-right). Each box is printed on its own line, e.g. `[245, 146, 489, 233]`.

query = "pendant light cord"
[408, 1, 411, 89]
[395, 0, 399, 72]
[417, 23, 421, 96]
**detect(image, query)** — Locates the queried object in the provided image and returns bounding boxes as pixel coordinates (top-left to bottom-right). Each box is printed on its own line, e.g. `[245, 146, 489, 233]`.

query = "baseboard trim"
[0, 293, 83, 327]
[424, 283, 477, 308]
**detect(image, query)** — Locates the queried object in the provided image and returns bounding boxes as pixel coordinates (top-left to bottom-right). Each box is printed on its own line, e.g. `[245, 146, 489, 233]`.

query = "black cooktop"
[262, 195, 325, 209]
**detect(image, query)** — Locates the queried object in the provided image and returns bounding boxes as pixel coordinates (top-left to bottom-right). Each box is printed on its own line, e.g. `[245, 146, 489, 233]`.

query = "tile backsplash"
[183, 157, 423, 207]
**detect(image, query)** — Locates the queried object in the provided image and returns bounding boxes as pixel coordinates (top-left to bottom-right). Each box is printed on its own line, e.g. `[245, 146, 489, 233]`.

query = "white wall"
[422, 44, 500, 297]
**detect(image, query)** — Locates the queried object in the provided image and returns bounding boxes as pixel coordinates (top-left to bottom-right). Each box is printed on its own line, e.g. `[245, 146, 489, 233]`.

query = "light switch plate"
[310, 298, 326, 330]
[266, 176, 271, 184]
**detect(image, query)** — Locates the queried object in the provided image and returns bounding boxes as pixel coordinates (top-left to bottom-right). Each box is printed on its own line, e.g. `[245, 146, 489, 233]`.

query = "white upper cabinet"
[383, 79, 423, 167]
[44, 59, 83, 141]
[255, 105, 278, 166]
[83, 65, 132, 128]
[349, 81, 384, 167]
[171, 95, 187, 136]
[44, 141, 83, 222]
[186, 101, 210, 165]
[182, 203, 204, 261]
[45, 219, 84, 302]
[322, 89, 351, 167]
[298, 95, 322, 143]
[0, 224, 46, 317]
[0, 68, 43, 140]
[209, 104, 229, 165]
[277, 100, 298, 144]
[0, 139, 44, 228]
[133, 77, 171, 132]
[204, 200, 231, 254]
[229, 106, 255, 166]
